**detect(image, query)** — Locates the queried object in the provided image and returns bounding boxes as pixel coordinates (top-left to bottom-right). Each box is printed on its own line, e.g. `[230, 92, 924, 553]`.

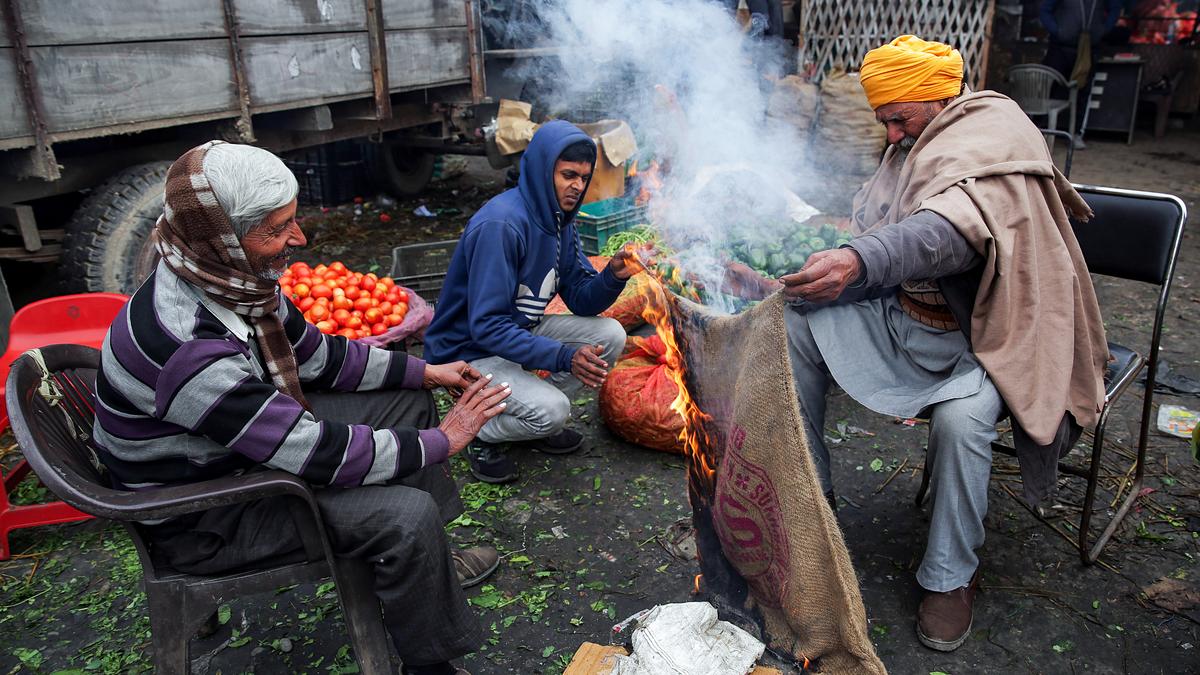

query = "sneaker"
[916, 569, 980, 652]
[467, 443, 518, 483]
[453, 545, 500, 588]
[533, 428, 584, 455]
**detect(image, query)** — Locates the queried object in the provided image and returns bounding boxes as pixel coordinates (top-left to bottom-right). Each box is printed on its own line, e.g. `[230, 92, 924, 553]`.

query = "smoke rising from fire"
[504, 0, 818, 311]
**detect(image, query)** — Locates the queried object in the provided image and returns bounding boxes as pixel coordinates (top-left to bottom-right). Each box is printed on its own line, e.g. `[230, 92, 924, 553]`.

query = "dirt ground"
[1, 126, 1198, 675]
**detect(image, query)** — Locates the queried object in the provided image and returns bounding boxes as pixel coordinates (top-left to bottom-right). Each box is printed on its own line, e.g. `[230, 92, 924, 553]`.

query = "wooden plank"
[242, 33, 374, 107]
[0, 0, 225, 47]
[0, 49, 32, 139]
[234, 0, 465, 35]
[385, 27, 469, 91]
[22, 40, 237, 136]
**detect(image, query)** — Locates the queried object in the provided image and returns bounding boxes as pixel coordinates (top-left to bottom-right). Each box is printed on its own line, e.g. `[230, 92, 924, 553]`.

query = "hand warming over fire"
[608, 244, 655, 280]
[722, 262, 784, 300]
[572, 344, 609, 388]
[780, 248, 863, 303]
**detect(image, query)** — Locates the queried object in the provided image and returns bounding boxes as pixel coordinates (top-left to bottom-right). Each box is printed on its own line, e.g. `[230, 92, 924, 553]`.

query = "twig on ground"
[873, 457, 908, 494]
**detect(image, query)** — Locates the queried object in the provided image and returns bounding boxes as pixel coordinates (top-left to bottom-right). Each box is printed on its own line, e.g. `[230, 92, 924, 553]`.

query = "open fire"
[624, 244, 761, 635]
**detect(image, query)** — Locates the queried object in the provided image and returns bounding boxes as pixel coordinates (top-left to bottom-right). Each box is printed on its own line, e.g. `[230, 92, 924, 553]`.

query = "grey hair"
[202, 143, 299, 239]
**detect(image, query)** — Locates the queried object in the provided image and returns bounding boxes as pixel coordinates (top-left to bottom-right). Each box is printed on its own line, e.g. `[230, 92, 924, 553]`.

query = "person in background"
[726, 36, 1107, 653]
[1040, 0, 1126, 146]
[424, 122, 639, 484]
[95, 141, 510, 675]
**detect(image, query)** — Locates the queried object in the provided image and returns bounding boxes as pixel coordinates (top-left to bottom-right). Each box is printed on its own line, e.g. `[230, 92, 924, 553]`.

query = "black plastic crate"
[390, 239, 459, 304]
[283, 141, 367, 206]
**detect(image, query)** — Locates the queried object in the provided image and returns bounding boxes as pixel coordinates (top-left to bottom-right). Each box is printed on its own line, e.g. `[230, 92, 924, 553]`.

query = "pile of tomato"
[279, 261, 409, 339]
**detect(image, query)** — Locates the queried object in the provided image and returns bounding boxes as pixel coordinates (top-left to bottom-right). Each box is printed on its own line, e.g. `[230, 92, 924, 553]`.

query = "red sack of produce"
[599, 334, 685, 453]
[545, 255, 648, 330]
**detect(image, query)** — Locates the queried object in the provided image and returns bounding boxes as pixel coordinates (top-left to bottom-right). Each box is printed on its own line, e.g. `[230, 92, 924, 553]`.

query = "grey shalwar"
[788, 210, 1001, 592]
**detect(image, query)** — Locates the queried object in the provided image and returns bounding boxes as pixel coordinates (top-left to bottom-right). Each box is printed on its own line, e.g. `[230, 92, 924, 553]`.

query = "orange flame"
[625, 243, 716, 485]
[635, 161, 663, 206]
[693, 574, 703, 594]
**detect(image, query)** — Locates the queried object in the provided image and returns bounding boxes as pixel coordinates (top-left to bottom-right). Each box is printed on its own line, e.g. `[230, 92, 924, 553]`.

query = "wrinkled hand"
[779, 248, 863, 303]
[423, 361, 480, 395]
[571, 344, 609, 388]
[722, 261, 783, 300]
[438, 374, 511, 455]
[608, 245, 655, 280]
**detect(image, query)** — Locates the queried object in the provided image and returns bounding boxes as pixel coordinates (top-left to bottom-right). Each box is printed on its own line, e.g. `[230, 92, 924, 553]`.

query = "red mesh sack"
[598, 334, 685, 453]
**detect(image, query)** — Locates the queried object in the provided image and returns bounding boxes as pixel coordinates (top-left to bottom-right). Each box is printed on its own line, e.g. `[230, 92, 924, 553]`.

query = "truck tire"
[378, 144, 436, 197]
[60, 162, 171, 294]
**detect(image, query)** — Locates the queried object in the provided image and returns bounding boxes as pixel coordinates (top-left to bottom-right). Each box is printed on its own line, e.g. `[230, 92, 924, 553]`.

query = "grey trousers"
[470, 314, 627, 444]
[146, 388, 481, 666]
[785, 308, 1001, 592]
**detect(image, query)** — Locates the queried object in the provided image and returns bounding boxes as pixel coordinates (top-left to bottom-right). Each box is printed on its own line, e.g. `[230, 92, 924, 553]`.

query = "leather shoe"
[916, 569, 980, 652]
[453, 545, 499, 588]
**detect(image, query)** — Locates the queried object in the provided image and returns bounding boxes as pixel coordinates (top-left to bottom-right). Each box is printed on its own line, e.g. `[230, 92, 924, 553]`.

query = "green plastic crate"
[575, 198, 647, 255]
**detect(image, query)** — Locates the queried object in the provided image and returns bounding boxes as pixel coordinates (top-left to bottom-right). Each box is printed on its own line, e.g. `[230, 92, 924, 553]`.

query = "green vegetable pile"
[728, 222, 852, 278]
[599, 224, 660, 257]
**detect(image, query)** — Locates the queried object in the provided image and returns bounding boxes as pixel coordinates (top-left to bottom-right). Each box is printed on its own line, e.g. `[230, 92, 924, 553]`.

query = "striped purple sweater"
[94, 263, 448, 490]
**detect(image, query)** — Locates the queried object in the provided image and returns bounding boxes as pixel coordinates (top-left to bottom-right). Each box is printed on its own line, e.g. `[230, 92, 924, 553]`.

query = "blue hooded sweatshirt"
[424, 121, 628, 372]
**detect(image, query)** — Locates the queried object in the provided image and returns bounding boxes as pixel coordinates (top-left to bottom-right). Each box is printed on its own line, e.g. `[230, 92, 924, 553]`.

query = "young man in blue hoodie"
[425, 121, 638, 482]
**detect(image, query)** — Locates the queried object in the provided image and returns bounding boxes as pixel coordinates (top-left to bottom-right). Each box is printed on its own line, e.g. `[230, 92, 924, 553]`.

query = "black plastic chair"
[915, 185, 1187, 565]
[5, 344, 393, 674]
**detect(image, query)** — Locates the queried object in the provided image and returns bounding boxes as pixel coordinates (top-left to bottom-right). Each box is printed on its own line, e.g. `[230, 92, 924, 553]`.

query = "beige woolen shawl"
[850, 90, 1108, 447]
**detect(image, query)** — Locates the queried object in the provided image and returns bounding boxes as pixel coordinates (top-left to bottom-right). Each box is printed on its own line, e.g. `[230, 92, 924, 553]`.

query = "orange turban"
[859, 35, 964, 109]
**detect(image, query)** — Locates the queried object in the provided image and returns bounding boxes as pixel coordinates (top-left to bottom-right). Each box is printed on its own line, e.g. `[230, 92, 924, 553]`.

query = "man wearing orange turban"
[726, 36, 1107, 655]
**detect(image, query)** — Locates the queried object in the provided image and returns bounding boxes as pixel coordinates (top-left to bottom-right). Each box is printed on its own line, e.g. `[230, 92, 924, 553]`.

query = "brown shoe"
[453, 546, 499, 588]
[916, 570, 980, 652]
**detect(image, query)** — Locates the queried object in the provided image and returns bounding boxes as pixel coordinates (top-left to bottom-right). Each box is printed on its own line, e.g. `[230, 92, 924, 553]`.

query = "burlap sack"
[666, 291, 885, 674]
[814, 71, 886, 176]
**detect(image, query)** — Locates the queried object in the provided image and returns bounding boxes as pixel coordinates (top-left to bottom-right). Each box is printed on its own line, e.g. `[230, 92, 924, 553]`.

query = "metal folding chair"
[916, 185, 1187, 565]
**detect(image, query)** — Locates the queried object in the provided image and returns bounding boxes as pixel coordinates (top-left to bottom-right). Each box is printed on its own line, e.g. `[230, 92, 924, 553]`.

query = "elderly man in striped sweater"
[94, 141, 509, 675]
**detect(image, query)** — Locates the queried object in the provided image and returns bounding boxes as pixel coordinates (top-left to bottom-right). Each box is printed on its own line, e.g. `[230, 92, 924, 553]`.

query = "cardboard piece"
[492, 99, 638, 204]
[562, 642, 783, 675]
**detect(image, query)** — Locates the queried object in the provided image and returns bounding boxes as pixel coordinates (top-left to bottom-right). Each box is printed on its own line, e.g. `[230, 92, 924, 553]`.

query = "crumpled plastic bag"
[610, 603, 764, 675]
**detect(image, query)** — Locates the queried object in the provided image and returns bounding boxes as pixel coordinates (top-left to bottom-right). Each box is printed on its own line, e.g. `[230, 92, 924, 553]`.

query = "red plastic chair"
[0, 292, 128, 559]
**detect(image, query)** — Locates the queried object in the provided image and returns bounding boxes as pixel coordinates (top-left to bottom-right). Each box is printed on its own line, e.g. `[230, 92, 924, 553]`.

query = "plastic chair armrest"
[81, 470, 319, 523]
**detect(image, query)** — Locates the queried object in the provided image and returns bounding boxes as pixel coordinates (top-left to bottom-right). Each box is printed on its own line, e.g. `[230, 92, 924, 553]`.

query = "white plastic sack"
[610, 602, 765, 675]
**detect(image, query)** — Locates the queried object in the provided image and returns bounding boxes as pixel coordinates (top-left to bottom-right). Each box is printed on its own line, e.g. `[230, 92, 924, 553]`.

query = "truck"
[0, 0, 495, 312]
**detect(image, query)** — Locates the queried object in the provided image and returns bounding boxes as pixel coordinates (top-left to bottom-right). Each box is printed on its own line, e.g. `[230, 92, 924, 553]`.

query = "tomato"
[323, 270, 341, 282]
[280, 285, 293, 298]
[384, 313, 402, 327]
[395, 289, 408, 303]
[395, 302, 408, 315]
[371, 322, 388, 336]
[310, 284, 332, 299]
[364, 308, 383, 324]
[298, 297, 316, 312]
[356, 329, 370, 339]
[316, 320, 336, 334]
[292, 282, 310, 299]
[353, 297, 373, 312]
[332, 295, 353, 311]
[313, 264, 328, 276]
[329, 261, 347, 273]
[356, 290, 371, 301]
[338, 328, 357, 339]
[332, 309, 352, 326]
[309, 304, 329, 321]
[279, 274, 293, 287]
[378, 301, 392, 314]
[290, 262, 311, 275]
[372, 287, 387, 300]
[315, 297, 329, 307]
[360, 276, 376, 292]
[344, 316, 363, 330]
[379, 277, 395, 288]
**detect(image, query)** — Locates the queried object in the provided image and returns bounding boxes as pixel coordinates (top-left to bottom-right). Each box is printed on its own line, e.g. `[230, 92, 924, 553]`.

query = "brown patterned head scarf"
[152, 141, 309, 408]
